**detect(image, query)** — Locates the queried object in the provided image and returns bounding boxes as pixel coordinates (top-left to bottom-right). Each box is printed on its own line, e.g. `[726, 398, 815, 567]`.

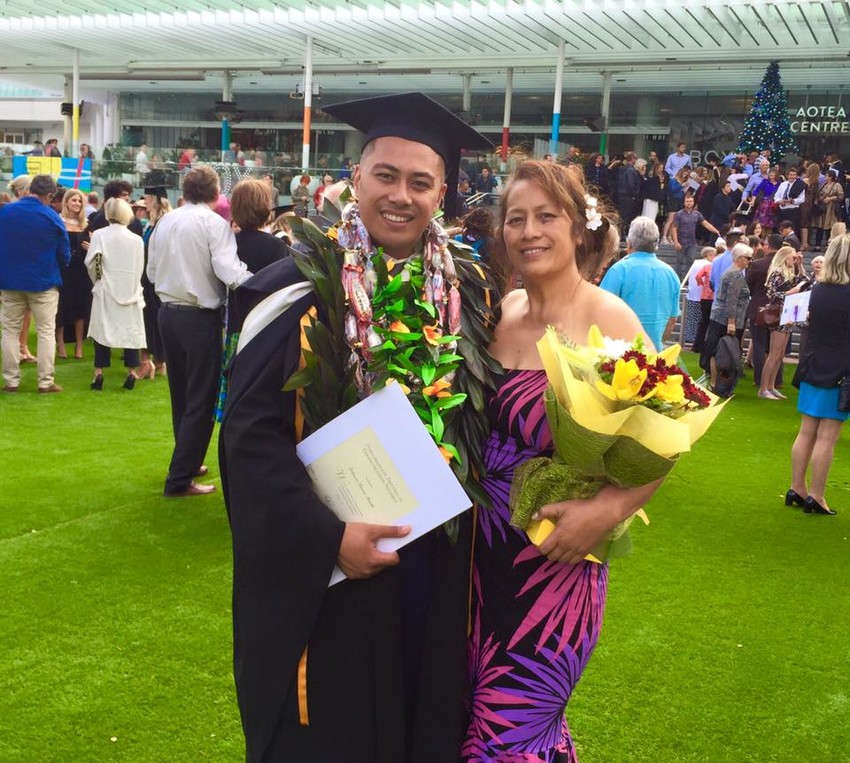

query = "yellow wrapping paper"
[512, 327, 727, 560]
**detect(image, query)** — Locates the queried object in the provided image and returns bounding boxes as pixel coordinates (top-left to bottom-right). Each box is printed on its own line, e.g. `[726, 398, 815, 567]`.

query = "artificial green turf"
[1, 348, 848, 762]
[0, 347, 241, 762]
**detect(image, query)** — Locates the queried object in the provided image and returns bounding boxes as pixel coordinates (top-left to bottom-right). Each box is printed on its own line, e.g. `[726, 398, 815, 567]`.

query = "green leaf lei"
[283, 195, 502, 514]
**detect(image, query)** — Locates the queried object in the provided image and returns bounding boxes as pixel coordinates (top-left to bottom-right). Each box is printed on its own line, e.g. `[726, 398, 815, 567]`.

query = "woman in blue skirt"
[788, 232, 850, 515]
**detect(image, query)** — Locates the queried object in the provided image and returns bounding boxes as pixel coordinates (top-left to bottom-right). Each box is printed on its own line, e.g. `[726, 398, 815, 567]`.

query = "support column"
[104, 92, 119, 147]
[302, 36, 314, 172]
[633, 95, 658, 159]
[93, 104, 103, 158]
[71, 48, 80, 157]
[63, 76, 72, 155]
[550, 40, 565, 156]
[343, 130, 364, 162]
[221, 70, 233, 161]
[501, 68, 513, 171]
[462, 73, 472, 114]
[599, 71, 612, 157]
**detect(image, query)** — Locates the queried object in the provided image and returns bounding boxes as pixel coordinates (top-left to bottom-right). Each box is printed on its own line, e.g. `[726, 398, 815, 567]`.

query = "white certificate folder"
[295, 382, 472, 586]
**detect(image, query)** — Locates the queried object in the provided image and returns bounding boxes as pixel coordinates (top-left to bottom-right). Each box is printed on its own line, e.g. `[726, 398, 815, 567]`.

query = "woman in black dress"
[788, 233, 850, 515]
[139, 186, 172, 379]
[214, 178, 289, 422]
[231, 178, 288, 273]
[58, 189, 91, 359]
[758, 246, 810, 400]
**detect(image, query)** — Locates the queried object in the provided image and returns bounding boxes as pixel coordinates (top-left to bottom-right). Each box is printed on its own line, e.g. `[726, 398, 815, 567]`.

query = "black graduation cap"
[144, 185, 168, 199]
[322, 92, 494, 219]
[272, 203, 295, 217]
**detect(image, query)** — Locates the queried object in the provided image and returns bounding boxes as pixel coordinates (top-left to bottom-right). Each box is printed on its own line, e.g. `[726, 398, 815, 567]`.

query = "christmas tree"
[737, 61, 797, 156]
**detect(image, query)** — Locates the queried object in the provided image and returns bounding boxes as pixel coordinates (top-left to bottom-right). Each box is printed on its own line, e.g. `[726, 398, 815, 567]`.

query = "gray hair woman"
[84, 198, 147, 390]
[787, 234, 850, 514]
[626, 215, 660, 253]
[699, 242, 753, 390]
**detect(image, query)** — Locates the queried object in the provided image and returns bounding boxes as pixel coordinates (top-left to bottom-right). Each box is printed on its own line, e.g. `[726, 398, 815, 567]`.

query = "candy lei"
[336, 203, 464, 427]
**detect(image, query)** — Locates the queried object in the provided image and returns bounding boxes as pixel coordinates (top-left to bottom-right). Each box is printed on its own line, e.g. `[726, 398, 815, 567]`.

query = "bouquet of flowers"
[510, 326, 727, 562]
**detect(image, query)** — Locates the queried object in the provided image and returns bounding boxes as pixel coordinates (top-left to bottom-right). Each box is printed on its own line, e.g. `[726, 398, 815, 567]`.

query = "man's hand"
[337, 522, 411, 580]
[673, 241, 682, 251]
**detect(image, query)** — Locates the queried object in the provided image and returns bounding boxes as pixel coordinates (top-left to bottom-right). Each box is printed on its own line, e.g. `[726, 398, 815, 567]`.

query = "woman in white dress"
[84, 198, 146, 390]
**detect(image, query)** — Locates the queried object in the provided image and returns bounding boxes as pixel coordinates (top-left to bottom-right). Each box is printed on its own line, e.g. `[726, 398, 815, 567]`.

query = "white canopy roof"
[0, 0, 848, 97]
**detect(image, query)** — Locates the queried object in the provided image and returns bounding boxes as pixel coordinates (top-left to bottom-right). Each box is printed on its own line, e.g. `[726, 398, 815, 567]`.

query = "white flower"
[599, 337, 633, 360]
[586, 209, 603, 231]
[585, 194, 603, 230]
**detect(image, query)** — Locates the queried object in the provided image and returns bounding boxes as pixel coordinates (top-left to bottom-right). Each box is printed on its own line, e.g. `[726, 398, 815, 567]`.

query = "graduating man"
[219, 93, 498, 763]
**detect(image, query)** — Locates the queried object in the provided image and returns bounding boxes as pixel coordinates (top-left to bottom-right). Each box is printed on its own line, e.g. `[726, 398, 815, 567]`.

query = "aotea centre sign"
[789, 106, 849, 134]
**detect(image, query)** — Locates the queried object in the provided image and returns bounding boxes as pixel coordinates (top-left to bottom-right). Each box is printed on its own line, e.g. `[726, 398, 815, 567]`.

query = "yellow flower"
[587, 324, 606, 349]
[595, 358, 647, 402]
[647, 343, 681, 367]
[389, 320, 410, 334]
[385, 379, 411, 395]
[423, 378, 452, 398]
[438, 446, 454, 464]
[655, 374, 685, 403]
[423, 324, 442, 345]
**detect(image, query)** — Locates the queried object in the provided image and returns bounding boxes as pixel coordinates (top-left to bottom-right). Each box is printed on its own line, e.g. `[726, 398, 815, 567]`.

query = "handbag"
[755, 303, 781, 328]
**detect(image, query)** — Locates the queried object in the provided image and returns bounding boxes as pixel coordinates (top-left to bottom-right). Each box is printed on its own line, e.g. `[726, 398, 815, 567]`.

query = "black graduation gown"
[219, 257, 471, 763]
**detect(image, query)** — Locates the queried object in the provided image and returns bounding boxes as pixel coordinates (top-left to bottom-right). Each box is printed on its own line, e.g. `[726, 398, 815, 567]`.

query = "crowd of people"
[540, 144, 848, 277]
[2, 97, 850, 763]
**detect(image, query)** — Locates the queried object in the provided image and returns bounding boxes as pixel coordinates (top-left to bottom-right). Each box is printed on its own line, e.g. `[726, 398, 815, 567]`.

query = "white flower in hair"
[585, 195, 603, 231]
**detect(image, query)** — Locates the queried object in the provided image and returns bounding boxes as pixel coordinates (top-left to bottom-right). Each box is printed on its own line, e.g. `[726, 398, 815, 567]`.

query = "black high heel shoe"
[785, 489, 806, 508]
[803, 497, 837, 516]
[122, 373, 137, 391]
[90, 375, 103, 391]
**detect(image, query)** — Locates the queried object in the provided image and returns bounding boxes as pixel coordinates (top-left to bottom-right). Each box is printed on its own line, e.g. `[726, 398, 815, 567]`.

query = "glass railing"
[0, 146, 518, 200]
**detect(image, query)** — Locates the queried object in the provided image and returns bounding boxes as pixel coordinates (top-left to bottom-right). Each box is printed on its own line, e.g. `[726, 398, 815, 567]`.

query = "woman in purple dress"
[754, 168, 780, 234]
[463, 161, 664, 762]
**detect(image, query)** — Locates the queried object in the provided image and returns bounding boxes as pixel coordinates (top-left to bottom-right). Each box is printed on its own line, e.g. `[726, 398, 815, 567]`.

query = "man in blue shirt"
[709, 230, 744, 293]
[664, 142, 691, 179]
[741, 158, 769, 201]
[0, 174, 70, 393]
[599, 216, 680, 350]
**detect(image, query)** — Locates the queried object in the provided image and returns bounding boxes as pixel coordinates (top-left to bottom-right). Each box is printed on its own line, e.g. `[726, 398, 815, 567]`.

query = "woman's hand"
[535, 497, 622, 565]
[534, 480, 662, 565]
[81, 240, 90, 251]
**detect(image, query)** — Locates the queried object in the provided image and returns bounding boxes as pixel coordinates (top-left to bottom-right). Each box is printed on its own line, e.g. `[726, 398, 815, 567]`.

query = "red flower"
[622, 350, 648, 367]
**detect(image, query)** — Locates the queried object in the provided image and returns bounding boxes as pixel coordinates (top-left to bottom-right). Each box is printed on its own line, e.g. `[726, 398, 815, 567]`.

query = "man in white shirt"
[135, 144, 149, 177]
[773, 167, 806, 235]
[84, 192, 99, 217]
[664, 142, 691, 178]
[148, 165, 252, 497]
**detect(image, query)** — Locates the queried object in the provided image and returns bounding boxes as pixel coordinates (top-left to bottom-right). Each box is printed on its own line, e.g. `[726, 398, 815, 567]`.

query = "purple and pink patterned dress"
[463, 369, 608, 763]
